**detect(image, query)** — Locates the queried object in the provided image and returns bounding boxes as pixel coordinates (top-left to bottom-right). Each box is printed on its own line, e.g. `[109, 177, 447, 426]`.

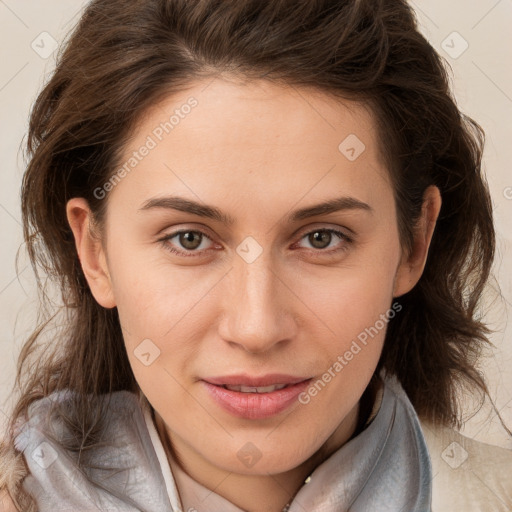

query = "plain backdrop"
[0, 1, 511, 449]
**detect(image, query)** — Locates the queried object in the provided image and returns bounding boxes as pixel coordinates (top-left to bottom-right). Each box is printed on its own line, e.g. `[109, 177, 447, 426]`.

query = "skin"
[67, 76, 441, 512]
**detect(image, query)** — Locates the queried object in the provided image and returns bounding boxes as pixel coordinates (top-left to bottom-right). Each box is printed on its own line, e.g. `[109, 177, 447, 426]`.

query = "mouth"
[219, 383, 290, 393]
[201, 374, 312, 419]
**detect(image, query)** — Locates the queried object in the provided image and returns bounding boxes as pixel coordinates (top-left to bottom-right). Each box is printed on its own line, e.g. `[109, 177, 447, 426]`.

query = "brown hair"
[1, 0, 503, 509]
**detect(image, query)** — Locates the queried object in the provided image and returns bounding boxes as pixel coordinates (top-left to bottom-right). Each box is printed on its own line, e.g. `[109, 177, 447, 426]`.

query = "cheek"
[108, 243, 213, 338]
[294, 267, 398, 427]
[295, 256, 398, 337]
[294, 250, 399, 386]
[110, 264, 202, 409]
[107, 249, 223, 397]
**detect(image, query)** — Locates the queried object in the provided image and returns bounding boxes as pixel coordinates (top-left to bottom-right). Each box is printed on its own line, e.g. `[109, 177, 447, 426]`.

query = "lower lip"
[202, 379, 312, 420]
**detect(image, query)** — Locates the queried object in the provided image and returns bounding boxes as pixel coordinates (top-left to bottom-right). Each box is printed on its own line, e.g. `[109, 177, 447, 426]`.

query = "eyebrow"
[138, 195, 373, 224]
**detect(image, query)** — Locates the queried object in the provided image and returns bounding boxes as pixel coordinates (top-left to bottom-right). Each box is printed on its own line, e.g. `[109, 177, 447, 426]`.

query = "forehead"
[107, 77, 392, 218]
[135, 77, 381, 156]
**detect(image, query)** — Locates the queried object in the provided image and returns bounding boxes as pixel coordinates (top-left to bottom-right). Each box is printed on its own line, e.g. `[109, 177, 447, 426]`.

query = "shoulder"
[420, 419, 512, 512]
[4, 389, 145, 511]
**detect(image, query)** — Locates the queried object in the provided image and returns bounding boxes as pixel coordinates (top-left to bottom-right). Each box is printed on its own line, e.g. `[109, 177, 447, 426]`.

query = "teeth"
[223, 384, 288, 393]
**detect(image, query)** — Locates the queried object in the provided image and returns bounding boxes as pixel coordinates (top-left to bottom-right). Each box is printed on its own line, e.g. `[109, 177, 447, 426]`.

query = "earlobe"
[393, 186, 442, 298]
[66, 198, 116, 308]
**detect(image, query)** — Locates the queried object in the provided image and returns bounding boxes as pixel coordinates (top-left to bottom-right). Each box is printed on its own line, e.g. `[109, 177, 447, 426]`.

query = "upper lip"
[203, 374, 311, 387]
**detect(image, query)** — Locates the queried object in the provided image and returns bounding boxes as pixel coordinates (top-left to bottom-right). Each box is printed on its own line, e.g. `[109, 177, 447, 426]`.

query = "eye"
[294, 228, 353, 254]
[158, 229, 216, 257]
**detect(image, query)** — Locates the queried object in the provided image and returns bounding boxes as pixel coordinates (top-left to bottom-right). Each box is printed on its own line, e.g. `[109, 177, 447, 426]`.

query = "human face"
[82, 77, 410, 476]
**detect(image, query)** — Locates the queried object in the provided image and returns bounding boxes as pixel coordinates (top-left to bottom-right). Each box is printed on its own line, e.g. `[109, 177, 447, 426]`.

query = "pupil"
[311, 231, 330, 249]
[181, 232, 201, 249]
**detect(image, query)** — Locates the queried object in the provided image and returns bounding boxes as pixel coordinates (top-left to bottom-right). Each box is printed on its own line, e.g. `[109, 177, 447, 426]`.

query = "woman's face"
[70, 77, 433, 477]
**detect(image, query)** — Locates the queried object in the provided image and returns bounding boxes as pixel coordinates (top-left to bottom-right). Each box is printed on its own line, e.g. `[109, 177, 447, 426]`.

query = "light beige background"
[0, 1, 511, 448]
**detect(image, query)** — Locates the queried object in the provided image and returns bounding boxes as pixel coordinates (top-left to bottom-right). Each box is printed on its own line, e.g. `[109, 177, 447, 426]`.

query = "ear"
[66, 198, 116, 308]
[393, 185, 442, 297]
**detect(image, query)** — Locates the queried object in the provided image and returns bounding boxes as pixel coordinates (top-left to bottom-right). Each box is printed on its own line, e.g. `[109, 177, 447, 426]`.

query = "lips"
[202, 374, 312, 420]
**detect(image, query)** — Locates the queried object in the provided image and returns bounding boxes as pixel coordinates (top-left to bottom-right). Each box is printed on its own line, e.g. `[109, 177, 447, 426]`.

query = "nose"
[218, 249, 297, 354]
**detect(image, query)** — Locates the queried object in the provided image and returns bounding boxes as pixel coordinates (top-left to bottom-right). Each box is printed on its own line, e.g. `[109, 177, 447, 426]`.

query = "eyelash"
[158, 228, 353, 258]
